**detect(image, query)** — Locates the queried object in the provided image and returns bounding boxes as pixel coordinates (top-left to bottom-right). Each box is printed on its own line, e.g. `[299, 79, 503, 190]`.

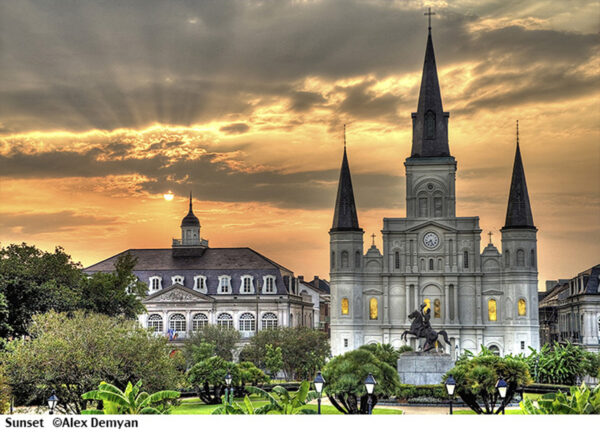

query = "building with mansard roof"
[85, 195, 318, 344]
[329, 24, 540, 357]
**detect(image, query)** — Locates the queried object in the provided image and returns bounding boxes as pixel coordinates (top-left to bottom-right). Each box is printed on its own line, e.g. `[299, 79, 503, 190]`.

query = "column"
[383, 276, 390, 324]
[453, 285, 460, 324]
[405, 285, 411, 324]
[444, 284, 450, 324]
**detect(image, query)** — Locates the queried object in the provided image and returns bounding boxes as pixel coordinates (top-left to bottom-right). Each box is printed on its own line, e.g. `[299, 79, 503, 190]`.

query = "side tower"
[500, 122, 540, 352]
[172, 192, 209, 255]
[330, 132, 365, 355]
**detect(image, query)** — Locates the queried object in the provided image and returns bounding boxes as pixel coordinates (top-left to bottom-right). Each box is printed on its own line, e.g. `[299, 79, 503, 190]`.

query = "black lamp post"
[445, 375, 456, 415]
[364, 373, 376, 415]
[225, 372, 233, 404]
[314, 371, 325, 415]
[496, 377, 507, 415]
[47, 390, 58, 415]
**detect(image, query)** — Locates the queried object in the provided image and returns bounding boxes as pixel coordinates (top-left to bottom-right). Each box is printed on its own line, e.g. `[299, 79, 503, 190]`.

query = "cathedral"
[329, 26, 540, 357]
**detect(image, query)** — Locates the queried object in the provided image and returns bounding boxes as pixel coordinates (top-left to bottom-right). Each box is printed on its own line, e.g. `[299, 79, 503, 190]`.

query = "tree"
[2, 311, 182, 414]
[82, 380, 180, 414]
[0, 292, 11, 348]
[323, 348, 400, 414]
[183, 325, 240, 361]
[444, 346, 531, 414]
[0, 364, 11, 414]
[358, 343, 399, 370]
[187, 356, 240, 404]
[238, 362, 269, 387]
[520, 383, 600, 414]
[264, 344, 283, 378]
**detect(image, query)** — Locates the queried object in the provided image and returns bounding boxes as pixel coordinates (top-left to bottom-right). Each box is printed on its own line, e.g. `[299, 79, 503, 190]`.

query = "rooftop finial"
[488, 231, 493, 244]
[343, 123, 346, 149]
[425, 7, 436, 34]
[516, 120, 519, 147]
[371, 233, 376, 246]
[189, 191, 193, 211]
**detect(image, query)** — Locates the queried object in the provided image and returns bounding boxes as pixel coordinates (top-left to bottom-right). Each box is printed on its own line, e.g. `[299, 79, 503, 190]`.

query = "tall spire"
[503, 121, 535, 229]
[181, 191, 200, 227]
[331, 129, 361, 232]
[410, 12, 450, 158]
[189, 191, 193, 212]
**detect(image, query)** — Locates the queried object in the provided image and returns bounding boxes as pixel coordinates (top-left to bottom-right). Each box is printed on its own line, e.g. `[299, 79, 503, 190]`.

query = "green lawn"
[454, 408, 524, 415]
[171, 397, 402, 415]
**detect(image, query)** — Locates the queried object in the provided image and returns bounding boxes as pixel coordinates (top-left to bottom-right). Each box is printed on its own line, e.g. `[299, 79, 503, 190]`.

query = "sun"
[163, 191, 174, 201]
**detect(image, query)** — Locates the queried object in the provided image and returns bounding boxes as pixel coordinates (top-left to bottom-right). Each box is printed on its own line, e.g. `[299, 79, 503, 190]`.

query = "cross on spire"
[425, 7, 436, 33]
[343, 123, 346, 149]
[488, 231, 493, 244]
[371, 233, 376, 246]
[516, 120, 520, 146]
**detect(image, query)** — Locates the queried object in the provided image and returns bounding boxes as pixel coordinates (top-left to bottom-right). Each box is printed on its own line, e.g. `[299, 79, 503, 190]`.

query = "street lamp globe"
[364, 373, 377, 395]
[225, 372, 232, 386]
[314, 371, 325, 394]
[496, 377, 507, 399]
[445, 375, 456, 397]
[48, 390, 58, 414]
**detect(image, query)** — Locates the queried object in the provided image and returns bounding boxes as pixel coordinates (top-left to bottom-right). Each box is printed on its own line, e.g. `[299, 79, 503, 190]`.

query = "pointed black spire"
[331, 129, 361, 232]
[503, 122, 535, 229]
[410, 23, 450, 158]
[181, 191, 200, 227]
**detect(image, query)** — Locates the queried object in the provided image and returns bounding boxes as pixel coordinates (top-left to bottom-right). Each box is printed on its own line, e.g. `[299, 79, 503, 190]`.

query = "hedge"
[397, 384, 447, 401]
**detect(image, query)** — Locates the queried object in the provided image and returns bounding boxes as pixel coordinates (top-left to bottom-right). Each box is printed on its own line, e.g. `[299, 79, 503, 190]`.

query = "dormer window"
[149, 276, 162, 292]
[218, 276, 232, 294]
[171, 275, 184, 285]
[240, 275, 255, 294]
[263, 276, 276, 294]
[193, 275, 207, 293]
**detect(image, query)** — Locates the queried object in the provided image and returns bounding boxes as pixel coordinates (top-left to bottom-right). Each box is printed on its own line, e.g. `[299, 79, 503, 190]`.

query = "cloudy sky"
[1, 0, 598, 288]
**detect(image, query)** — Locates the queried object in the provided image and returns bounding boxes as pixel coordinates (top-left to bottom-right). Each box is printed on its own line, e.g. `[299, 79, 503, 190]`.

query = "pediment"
[406, 220, 457, 233]
[482, 289, 504, 296]
[363, 289, 383, 295]
[143, 284, 214, 303]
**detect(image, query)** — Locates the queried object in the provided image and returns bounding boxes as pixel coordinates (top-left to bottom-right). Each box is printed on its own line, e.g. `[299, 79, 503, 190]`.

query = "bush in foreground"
[520, 383, 600, 414]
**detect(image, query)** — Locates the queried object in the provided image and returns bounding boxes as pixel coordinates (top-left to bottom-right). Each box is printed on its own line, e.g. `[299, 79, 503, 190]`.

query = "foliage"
[397, 384, 446, 401]
[323, 348, 400, 414]
[184, 325, 240, 361]
[211, 394, 272, 415]
[583, 351, 600, 380]
[239, 327, 330, 380]
[0, 292, 12, 344]
[520, 383, 600, 414]
[0, 364, 11, 414]
[187, 356, 240, 404]
[183, 342, 217, 366]
[444, 346, 531, 414]
[82, 380, 179, 414]
[522, 342, 590, 385]
[244, 381, 318, 414]
[238, 362, 269, 387]
[397, 345, 413, 354]
[2, 311, 182, 414]
[358, 343, 400, 370]
[264, 344, 283, 377]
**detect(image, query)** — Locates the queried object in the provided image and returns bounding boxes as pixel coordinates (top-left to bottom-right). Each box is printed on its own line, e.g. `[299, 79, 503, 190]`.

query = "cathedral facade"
[329, 28, 540, 357]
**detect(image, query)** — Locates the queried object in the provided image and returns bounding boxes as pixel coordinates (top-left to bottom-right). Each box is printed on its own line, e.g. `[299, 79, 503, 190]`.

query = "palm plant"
[247, 381, 318, 414]
[211, 395, 272, 415]
[81, 380, 180, 414]
[520, 383, 600, 414]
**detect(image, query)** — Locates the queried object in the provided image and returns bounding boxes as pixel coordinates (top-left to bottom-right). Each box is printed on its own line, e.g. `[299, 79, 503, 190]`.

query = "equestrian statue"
[401, 303, 450, 352]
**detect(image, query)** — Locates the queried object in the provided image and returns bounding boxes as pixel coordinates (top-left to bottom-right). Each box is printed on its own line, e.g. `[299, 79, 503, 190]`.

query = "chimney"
[313, 276, 319, 287]
[298, 275, 304, 282]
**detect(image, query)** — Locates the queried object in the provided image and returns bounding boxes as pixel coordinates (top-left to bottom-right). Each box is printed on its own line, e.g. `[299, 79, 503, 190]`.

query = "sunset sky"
[1, 0, 599, 290]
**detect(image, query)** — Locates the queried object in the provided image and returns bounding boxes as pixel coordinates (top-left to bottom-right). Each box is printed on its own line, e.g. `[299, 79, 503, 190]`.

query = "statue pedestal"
[397, 352, 454, 385]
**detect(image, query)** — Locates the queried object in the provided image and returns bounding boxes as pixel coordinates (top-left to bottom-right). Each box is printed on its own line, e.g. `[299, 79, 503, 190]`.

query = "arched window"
[149, 276, 162, 292]
[217, 313, 233, 329]
[518, 299, 527, 316]
[193, 275, 207, 293]
[369, 298, 378, 320]
[517, 249, 525, 267]
[171, 275, 184, 285]
[420, 258, 425, 271]
[355, 251, 361, 268]
[434, 299, 441, 318]
[218, 276, 231, 294]
[240, 275, 254, 294]
[425, 110, 436, 139]
[448, 240, 454, 266]
[341, 251, 349, 268]
[419, 196, 428, 217]
[429, 259, 434, 271]
[530, 249, 536, 267]
[423, 298, 431, 313]
[488, 345, 500, 356]
[394, 251, 400, 269]
[331, 251, 335, 269]
[463, 251, 469, 269]
[505, 250, 510, 268]
[169, 313, 186, 333]
[433, 195, 443, 217]
[192, 313, 208, 331]
[147, 314, 163, 333]
[263, 276, 276, 294]
[262, 312, 278, 329]
[488, 299, 497, 322]
[437, 258, 443, 270]
[341, 298, 349, 315]
[239, 313, 256, 332]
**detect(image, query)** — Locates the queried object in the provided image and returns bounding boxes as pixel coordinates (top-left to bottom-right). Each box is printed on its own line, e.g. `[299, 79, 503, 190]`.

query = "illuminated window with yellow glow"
[369, 298, 378, 320]
[423, 298, 431, 313]
[518, 299, 526, 316]
[341, 298, 349, 315]
[434, 299, 441, 318]
[488, 299, 497, 321]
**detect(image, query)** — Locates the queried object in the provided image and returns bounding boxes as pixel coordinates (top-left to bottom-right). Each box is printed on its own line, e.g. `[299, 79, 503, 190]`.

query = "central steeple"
[331, 126, 361, 232]
[410, 23, 450, 158]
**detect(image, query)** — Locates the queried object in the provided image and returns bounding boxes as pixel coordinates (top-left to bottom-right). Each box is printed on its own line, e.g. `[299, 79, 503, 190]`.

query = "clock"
[423, 232, 440, 249]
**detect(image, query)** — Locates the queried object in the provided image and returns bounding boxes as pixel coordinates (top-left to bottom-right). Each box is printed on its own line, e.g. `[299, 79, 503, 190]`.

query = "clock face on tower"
[423, 232, 440, 249]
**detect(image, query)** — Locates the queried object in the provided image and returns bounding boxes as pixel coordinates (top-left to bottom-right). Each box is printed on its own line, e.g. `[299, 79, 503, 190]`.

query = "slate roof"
[410, 30, 450, 158]
[305, 277, 330, 294]
[331, 147, 361, 232]
[503, 139, 535, 229]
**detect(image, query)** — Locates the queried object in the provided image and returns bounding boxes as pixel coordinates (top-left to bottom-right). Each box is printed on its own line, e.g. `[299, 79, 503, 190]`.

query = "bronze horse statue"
[401, 309, 450, 352]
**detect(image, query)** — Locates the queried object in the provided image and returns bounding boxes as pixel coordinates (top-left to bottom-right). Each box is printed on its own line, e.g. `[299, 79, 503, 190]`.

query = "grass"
[454, 408, 524, 415]
[171, 397, 403, 415]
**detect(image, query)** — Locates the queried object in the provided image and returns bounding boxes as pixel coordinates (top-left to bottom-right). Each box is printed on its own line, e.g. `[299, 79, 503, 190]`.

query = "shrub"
[187, 356, 240, 404]
[520, 383, 600, 414]
[397, 384, 446, 402]
[524, 342, 589, 385]
[358, 343, 400, 370]
[238, 361, 269, 387]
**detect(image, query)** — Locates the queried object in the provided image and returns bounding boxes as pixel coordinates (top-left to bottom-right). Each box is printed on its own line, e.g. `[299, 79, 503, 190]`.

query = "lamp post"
[225, 372, 233, 405]
[314, 371, 325, 415]
[496, 377, 507, 415]
[445, 375, 456, 415]
[364, 373, 376, 415]
[47, 390, 58, 415]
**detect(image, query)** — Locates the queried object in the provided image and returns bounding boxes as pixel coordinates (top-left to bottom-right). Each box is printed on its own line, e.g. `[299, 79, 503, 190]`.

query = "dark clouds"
[220, 123, 250, 134]
[0, 0, 597, 133]
[0, 211, 119, 235]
